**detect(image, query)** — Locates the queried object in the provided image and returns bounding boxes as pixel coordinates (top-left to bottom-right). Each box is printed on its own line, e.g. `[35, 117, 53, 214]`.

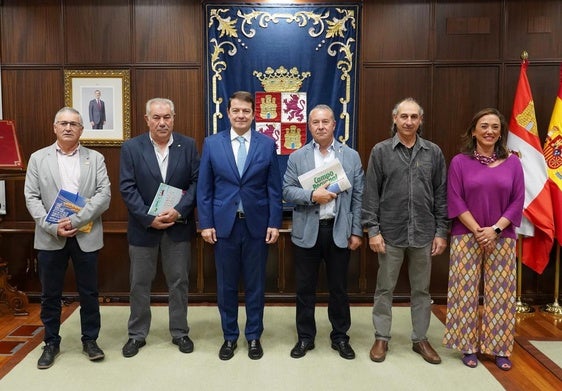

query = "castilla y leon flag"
[544, 64, 562, 245]
[506, 59, 555, 274]
[255, 89, 308, 156]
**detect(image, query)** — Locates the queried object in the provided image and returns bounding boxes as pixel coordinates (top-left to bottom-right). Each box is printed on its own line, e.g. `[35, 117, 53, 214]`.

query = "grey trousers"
[127, 233, 191, 340]
[372, 243, 432, 342]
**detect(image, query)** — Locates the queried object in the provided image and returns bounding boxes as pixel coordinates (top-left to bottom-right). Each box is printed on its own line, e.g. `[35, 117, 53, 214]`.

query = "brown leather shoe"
[412, 340, 441, 364]
[369, 339, 388, 362]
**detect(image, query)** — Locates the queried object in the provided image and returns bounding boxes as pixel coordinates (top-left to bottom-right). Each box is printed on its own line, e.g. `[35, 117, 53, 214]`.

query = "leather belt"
[236, 211, 246, 219]
[319, 218, 334, 226]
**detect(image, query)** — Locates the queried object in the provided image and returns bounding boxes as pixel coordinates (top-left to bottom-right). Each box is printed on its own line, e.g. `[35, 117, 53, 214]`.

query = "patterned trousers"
[442, 234, 516, 357]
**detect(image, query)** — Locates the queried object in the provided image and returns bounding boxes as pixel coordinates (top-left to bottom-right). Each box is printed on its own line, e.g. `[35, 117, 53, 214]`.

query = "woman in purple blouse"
[443, 108, 524, 371]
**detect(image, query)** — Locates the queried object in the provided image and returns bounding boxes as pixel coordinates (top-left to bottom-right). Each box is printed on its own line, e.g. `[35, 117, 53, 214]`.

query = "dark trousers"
[37, 237, 100, 346]
[294, 223, 351, 343]
[214, 217, 268, 341]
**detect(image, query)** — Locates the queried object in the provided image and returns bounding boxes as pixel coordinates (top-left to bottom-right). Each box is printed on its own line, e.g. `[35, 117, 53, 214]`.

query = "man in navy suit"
[197, 91, 283, 360]
[88, 90, 106, 129]
[119, 98, 199, 358]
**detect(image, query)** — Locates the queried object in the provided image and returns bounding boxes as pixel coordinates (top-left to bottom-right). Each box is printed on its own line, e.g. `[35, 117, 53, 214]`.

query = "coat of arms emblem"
[254, 66, 310, 155]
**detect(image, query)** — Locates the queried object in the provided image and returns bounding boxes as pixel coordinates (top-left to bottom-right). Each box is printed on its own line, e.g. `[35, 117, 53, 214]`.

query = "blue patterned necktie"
[236, 136, 247, 176]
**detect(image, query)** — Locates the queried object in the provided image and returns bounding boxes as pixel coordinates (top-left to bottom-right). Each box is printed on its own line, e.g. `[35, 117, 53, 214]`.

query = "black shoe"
[248, 339, 263, 360]
[290, 340, 315, 358]
[82, 340, 105, 361]
[122, 338, 146, 358]
[331, 340, 355, 360]
[219, 340, 237, 360]
[172, 336, 194, 353]
[37, 343, 60, 369]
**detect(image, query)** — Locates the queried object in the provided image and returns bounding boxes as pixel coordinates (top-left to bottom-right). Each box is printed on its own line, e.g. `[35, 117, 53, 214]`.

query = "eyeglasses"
[56, 121, 83, 129]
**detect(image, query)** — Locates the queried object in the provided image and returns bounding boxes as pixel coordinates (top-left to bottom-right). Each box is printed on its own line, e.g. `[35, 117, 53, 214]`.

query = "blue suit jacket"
[119, 132, 199, 246]
[282, 140, 364, 248]
[197, 129, 282, 239]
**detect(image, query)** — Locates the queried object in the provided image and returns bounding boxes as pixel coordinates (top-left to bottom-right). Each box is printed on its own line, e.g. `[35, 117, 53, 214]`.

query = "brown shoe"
[412, 340, 441, 364]
[369, 339, 388, 362]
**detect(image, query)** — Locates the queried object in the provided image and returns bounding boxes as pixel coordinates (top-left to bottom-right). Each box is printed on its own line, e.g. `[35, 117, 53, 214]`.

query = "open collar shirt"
[150, 134, 174, 182]
[55, 142, 81, 193]
[361, 133, 449, 247]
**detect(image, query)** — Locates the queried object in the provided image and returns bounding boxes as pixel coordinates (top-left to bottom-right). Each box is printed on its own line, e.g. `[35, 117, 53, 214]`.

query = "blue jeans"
[38, 237, 100, 345]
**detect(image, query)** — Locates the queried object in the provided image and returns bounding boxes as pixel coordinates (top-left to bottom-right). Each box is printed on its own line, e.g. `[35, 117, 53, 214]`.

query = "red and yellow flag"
[544, 64, 562, 244]
[507, 59, 555, 274]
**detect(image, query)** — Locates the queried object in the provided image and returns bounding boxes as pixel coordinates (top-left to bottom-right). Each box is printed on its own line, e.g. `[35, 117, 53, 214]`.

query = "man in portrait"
[88, 90, 106, 129]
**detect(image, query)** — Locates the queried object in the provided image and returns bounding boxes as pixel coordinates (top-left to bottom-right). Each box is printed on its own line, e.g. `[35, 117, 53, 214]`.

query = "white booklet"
[148, 183, 185, 216]
[297, 158, 351, 193]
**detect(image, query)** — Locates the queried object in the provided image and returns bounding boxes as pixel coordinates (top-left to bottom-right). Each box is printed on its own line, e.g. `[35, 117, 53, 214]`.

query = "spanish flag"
[506, 59, 555, 274]
[544, 64, 562, 244]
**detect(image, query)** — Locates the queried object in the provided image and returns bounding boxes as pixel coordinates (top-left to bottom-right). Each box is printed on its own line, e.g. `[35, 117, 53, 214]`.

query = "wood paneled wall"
[1, 0, 561, 304]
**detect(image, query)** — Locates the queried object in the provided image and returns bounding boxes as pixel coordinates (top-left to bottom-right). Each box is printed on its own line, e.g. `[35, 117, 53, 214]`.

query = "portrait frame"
[64, 69, 131, 146]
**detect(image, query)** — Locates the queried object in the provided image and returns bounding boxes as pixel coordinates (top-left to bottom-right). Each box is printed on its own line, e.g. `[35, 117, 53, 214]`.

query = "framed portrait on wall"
[64, 69, 131, 146]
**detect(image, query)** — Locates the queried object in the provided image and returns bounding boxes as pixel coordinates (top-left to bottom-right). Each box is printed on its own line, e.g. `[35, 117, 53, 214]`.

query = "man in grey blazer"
[24, 107, 111, 369]
[283, 104, 364, 360]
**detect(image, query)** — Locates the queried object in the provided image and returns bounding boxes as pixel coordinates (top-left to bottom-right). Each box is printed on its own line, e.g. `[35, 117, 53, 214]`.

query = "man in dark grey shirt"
[362, 97, 448, 365]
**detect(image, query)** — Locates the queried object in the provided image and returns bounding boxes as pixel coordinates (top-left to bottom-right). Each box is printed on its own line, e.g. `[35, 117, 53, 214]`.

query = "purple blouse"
[447, 153, 525, 239]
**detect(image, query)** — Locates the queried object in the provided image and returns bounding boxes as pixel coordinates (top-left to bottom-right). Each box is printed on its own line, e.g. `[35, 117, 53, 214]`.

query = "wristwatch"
[492, 225, 502, 235]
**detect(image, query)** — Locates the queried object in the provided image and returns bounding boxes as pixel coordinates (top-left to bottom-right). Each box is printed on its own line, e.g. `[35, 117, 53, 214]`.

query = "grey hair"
[308, 104, 336, 122]
[391, 97, 424, 135]
[146, 98, 175, 116]
[53, 107, 83, 125]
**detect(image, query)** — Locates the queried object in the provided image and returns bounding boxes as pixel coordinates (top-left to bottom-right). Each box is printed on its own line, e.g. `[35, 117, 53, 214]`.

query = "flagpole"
[513, 52, 534, 313]
[516, 235, 534, 313]
[542, 242, 562, 314]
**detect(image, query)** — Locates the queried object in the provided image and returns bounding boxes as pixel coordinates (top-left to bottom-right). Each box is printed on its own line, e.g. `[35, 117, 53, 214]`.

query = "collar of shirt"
[55, 142, 80, 156]
[312, 139, 336, 152]
[149, 133, 174, 150]
[391, 133, 431, 151]
[231, 129, 251, 158]
[392, 133, 411, 149]
[312, 140, 336, 165]
[230, 129, 251, 144]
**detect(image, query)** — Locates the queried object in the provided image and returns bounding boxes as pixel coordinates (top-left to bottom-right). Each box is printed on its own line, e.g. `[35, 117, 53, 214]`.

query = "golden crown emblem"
[253, 66, 311, 93]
